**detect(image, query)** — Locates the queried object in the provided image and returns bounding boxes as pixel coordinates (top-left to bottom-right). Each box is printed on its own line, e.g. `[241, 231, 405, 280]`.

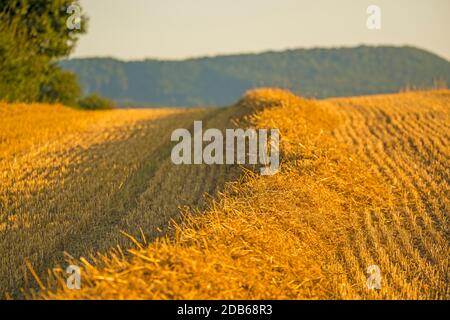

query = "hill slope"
[31, 89, 449, 300]
[60, 46, 450, 106]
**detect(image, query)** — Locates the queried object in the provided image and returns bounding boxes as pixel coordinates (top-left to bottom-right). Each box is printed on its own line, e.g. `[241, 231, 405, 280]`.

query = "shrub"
[78, 94, 115, 110]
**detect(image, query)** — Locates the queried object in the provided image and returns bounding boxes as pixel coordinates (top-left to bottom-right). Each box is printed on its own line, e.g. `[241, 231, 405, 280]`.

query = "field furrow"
[0, 104, 244, 297]
[327, 90, 449, 299]
[1, 89, 448, 300]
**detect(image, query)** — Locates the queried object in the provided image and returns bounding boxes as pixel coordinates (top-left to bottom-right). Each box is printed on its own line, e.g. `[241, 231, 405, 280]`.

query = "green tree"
[0, 0, 87, 58]
[39, 66, 81, 107]
[0, 19, 47, 102]
[0, 0, 87, 103]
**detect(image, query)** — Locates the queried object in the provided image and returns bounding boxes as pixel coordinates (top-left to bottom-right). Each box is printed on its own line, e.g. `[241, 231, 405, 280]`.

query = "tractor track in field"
[326, 91, 449, 298]
[0, 104, 243, 297]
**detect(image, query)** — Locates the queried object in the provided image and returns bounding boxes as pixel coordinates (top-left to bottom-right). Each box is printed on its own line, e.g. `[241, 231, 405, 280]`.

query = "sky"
[71, 0, 450, 61]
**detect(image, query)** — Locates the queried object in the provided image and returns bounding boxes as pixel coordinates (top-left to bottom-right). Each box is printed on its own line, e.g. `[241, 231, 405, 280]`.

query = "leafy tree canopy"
[0, 0, 87, 104]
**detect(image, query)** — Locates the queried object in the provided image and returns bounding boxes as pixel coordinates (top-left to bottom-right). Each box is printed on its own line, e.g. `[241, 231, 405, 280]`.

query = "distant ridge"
[60, 46, 450, 107]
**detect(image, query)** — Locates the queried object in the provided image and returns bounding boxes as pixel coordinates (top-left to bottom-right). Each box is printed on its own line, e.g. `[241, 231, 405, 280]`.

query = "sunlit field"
[1, 89, 446, 299]
[0, 103, 243, 297]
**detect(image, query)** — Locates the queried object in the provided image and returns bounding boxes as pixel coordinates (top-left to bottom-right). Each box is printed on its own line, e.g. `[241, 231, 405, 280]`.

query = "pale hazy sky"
[71, 0, 450, 61]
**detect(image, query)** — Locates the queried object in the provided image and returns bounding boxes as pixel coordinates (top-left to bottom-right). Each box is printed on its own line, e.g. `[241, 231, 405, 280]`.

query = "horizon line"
[66, 43, 443, 63]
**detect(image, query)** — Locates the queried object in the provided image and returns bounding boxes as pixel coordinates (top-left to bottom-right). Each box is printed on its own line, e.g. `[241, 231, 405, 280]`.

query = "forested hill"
[60, 46, 450, 107]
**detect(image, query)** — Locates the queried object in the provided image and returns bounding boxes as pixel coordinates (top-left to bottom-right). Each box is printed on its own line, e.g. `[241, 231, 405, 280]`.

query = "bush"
[78, 94, 115, 110]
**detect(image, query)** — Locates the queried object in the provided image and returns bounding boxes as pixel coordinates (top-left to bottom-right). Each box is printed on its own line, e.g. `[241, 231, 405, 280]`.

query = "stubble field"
[0, 89, 448, 299]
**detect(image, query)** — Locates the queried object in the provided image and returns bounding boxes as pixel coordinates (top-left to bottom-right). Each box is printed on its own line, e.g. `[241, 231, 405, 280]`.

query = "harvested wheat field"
[12, 89, 444, 300]
[0, 103, 244, 297]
